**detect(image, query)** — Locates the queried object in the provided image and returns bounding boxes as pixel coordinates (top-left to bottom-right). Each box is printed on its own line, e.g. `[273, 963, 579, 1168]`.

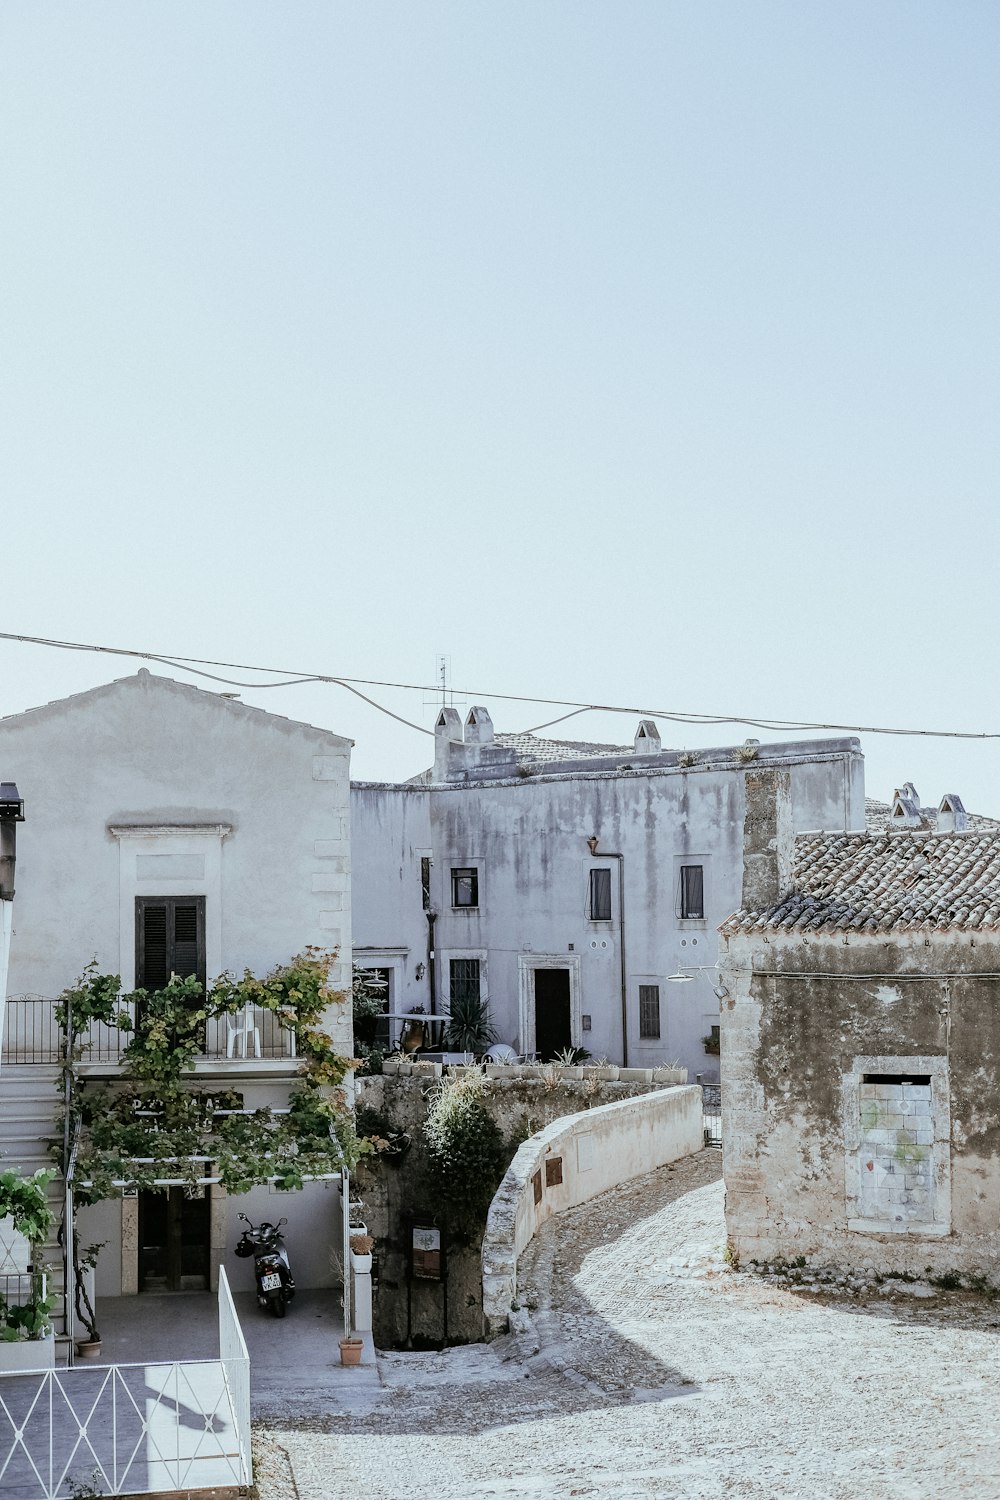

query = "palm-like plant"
[444, 992, 497, 1055]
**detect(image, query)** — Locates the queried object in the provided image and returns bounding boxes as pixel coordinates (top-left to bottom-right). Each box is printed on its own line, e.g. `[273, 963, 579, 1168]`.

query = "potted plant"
[73, 1241, 106, 1357]
[350, 1233, 374, 1274]
[0, 1168, 57, 1371]
[0, 1273, 57, 1371]
[444, 992, 497, 1058]
[339, 1335, 364, 1367]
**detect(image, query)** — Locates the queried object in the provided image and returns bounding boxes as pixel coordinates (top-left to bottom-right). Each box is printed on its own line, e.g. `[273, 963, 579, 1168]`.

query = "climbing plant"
[55, 948, 371, 1336]
[0, 1168, 55, 1247]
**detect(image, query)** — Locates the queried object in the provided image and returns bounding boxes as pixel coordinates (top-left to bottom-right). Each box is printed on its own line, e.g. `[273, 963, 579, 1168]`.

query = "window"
[589, 868, 612, 921]
[857, 1073, 934, 1225]
[451, 867, 479, 908]
[449, 958, 481, 1007]
[420, 857, 432, 911]
[135, 897, 206, 991]
[638, 984, 661, 1040]
[680, 864, 704, 919]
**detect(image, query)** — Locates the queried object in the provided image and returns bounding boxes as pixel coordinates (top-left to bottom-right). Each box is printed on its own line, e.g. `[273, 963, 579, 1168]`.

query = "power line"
[1, 627, 999, 743]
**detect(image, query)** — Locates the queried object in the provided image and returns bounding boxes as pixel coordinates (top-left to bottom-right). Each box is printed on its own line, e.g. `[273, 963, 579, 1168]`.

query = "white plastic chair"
[226, 1004, 262, 1059]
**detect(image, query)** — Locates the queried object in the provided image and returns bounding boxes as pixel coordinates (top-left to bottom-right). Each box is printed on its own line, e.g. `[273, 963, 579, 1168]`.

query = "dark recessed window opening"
[638, 984, 661, 1040]
[451, 867, 479, 908]
[680, 864, 705, 919]
[449, 958, 481, 1008]
[420, 857, 432, 910]
[862, 1073, 931, 1086]
[589, 867, 612, 921]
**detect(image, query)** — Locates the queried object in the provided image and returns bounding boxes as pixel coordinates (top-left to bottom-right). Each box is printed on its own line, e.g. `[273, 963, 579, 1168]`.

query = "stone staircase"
[0, 1065, 68, 1328]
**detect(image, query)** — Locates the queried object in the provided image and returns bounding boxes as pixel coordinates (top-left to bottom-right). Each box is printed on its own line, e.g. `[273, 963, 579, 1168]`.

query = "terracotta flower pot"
[76, 1340, 103, 1359]
[339, 1337, 364, 1367]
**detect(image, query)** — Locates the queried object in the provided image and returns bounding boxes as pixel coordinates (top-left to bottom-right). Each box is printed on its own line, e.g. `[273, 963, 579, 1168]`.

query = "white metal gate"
[0, 1269, 251, 1499]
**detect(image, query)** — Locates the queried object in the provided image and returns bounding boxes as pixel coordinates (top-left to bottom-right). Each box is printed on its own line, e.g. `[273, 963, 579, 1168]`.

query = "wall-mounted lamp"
[586, 836, 599, 856]
[415, 962, 426, 981]
[0, 781, 24, 901]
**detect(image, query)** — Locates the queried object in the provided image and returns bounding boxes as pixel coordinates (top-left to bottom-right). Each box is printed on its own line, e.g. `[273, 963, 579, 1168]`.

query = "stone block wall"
[354, 1067, 687, 1346]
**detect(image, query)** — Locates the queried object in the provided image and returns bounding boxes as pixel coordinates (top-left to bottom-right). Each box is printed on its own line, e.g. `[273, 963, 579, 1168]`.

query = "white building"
[0, 669, 353, 1301]
[352, 708, 865, 1078]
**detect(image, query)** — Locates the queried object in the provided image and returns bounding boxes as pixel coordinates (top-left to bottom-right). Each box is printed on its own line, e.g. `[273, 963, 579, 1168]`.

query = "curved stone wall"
[481, 1085, 703, 1336]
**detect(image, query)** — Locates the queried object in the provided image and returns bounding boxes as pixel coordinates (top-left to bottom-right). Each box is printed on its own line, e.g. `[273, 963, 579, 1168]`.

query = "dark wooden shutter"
[172, 903, 201, 981]
[136, 897, 206, 990]
[138, 902, 169, 990]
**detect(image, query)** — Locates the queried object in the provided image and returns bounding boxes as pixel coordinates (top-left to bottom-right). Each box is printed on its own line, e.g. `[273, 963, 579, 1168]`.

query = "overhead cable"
[1, 628, 998, 743]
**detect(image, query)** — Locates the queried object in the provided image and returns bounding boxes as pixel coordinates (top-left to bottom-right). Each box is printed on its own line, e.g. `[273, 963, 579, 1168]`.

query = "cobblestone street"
[259, 1151, 1000, 1499]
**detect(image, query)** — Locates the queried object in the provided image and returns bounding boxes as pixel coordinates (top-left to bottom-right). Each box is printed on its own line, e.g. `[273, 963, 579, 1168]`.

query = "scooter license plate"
[260, 1273, 282, 1291]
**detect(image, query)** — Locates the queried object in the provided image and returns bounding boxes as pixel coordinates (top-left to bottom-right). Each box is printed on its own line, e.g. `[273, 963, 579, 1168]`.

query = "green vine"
[56, 949, 371, 1339]
[0, 1168, 55, 1246]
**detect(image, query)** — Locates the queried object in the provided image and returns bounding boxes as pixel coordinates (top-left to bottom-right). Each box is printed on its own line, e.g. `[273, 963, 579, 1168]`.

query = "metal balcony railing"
[2, 996, 297, 1067]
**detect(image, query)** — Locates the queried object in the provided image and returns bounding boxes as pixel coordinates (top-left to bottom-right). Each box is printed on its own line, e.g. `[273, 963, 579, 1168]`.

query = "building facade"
[720, 790, 1000, 1282]
[0, 669, 353, 1300]
[352, 708, 865, 1079]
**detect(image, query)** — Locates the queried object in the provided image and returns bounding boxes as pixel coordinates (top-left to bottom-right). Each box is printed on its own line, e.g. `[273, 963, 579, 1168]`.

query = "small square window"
[451, 867, 479, 908]
[589, 868, 612, 921]
[638, 984, 661, 1040]
[680, 864, 704, 919]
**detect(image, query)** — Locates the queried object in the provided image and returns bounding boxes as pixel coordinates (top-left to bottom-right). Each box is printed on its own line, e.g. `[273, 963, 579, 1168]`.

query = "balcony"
[1, 995, 298, 1072]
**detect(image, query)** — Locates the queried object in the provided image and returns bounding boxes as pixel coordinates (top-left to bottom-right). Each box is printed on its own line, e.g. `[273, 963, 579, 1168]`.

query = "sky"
[1, 3, 999, 810]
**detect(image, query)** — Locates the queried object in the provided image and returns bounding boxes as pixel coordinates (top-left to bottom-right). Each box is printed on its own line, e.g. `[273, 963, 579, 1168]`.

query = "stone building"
[0, 669, 354, 1301]
[352, 708, 865, 1079]
[719, 786, 1000, 1282]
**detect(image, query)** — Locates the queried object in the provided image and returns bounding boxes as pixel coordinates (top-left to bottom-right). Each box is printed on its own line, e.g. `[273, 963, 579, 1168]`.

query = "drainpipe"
[587, 839, 627, 1067]
[426, 910, 438, 1015]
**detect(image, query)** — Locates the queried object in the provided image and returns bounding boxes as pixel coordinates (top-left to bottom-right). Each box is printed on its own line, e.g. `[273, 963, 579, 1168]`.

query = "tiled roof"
[494, 732, 631, 764]
[865, 797, 1000, 834]
[726, 831, 1000, 935]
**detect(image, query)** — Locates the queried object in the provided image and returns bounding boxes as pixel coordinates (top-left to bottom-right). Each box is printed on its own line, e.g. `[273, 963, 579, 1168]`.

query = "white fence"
[0, 1269, 252, 1499]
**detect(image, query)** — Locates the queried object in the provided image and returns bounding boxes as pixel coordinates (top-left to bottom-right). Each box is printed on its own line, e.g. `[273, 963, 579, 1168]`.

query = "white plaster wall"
[0, 670, 353, 1005]
[352, 740, 863, 1076]
[481, 1084, 703, 1335]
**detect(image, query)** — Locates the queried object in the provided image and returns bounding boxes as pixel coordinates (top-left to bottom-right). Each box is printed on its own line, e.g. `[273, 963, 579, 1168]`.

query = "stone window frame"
[842, 1053, 951, 1237]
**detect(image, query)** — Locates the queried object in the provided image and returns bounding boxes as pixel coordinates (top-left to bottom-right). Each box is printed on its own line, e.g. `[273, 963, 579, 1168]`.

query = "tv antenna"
[423, 655, 465, 713]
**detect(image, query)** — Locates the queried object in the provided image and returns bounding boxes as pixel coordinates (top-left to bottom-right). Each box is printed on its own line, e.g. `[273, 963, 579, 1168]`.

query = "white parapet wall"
[481, 1084, 703, 1337]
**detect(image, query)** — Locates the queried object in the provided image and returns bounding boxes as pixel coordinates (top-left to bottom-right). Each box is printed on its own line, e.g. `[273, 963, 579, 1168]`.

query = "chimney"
[464, 706, 494, 746]
[937, 794, 968, 834]
[634, 720, 661, 755]
[741, 767, 794, 911]
[433, 707, 463, 780]
[890, 784, 924, 829]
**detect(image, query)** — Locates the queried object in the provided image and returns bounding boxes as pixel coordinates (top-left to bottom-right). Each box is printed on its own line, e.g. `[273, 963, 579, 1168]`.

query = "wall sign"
[411, 1224, 442, 1280]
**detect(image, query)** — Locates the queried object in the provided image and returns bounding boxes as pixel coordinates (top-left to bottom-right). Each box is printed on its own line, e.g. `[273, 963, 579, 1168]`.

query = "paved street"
[259, 1151, 1000, 1499]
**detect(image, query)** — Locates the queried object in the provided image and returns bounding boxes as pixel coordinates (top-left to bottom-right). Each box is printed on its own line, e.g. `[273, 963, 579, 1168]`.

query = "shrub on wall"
[423, 1071, 508, 1224]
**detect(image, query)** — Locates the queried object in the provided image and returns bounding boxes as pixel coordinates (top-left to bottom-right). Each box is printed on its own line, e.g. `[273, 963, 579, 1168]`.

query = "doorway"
[138, 1188, 211, 1292]
[534, 969, 572, 1060]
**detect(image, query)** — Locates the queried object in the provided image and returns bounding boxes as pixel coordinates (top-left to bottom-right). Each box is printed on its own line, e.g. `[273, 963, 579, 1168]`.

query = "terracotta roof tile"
[726, 830, 1000, 935]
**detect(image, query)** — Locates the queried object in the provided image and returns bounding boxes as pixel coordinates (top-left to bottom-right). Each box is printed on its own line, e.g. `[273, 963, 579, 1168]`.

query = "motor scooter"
[234, 1213, 296, 1317]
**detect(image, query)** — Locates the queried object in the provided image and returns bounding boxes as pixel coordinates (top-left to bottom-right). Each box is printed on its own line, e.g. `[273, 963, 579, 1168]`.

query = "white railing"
[217, 1266, 251, 1484]
[0, 1272, 252, 1498]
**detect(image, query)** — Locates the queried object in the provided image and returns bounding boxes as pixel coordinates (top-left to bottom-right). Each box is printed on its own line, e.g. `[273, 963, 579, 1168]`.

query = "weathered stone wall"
[354, 1069, 686, 1346]
[720, 929, 1000, 1283]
